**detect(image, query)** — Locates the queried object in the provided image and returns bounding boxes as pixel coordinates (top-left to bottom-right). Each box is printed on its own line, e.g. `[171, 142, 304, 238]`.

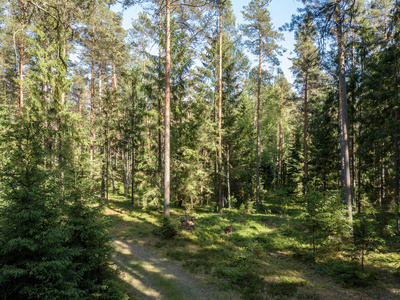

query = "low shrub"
[314, 261, 376, 288]
[152, 217, 177, 239]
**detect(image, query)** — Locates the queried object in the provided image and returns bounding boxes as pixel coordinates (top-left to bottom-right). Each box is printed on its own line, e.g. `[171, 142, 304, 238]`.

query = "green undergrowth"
[105, 192, 400, 299]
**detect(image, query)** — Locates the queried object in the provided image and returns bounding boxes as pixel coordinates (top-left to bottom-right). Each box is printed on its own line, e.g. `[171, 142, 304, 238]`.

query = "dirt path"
[112, 237, 240, 300]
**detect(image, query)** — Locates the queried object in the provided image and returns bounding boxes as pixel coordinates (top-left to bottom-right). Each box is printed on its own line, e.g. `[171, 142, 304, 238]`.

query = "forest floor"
[107, 207, 240, 299]
[104, 193, 400, 300]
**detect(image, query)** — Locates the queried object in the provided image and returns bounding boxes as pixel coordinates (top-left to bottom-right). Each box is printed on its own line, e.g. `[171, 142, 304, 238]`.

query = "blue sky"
[116, 0, 303, 83]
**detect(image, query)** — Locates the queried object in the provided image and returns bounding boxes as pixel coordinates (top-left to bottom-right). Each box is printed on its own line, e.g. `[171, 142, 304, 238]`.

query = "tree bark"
[131, 87, 136, 206]
[351, 32, 357, 206]
[395, 55, 399, 230]
[335, 0, 353, 224]
[227, 144, 231, 209]
[303, 73, 308, 194]
[158, 1, 163, 193]
[90, 30, 95, 173]
[279, 91, 283, 188]
[164, 0, 171, 217]
[123, 149, 127, 197]
[218, 3, 223, 214]
[18, 41, 24, 115]
[256, 33, 262, 210]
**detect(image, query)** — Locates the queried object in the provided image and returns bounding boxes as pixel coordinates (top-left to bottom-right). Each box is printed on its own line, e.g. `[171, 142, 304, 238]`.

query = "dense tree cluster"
[0, 0, 399, 297]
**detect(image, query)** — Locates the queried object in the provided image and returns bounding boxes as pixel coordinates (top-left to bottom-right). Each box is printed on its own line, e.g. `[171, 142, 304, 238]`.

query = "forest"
[0, 0, 399, 299]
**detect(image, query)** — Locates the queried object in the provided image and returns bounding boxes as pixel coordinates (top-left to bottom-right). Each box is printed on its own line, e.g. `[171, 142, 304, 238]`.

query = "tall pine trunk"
[303, 74, 308, 194]
[164, 0, 171, 217]
[335, 0, 353, 225]
[218, 4, 223, 213]
[256, 33, 262, 210]
[158, 1, 163, 193]
[351, 34, 357, 206]
[395, 54, 399, 229]
[90, 30, 95, 174]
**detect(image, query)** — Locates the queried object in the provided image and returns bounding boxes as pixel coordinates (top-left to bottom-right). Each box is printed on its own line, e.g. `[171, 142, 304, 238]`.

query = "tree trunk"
[351, 33, 357, 207]
[395, 56, 399, 230]
[279, 94, 283, 188]
[218, 4, 223, 214]
[158, 1, 163, 193]
[214, 86, 218, 210]
[335, 0, 353, 225]
[357, 143, 361, 213]
[111, 150, 116, 193]
[303, 73, 308, 194]
[90, 30, 95, 174]
[131, 87, 136, 206]
[18, 41, 24, 115]
[123, 149, 127, 197]
[256, 33, 262, 210]
[60, 40, 66, 106]
[106, 81, 110, 205]
[227, 144, 231, 209]
[164, 0, 171, 218]
[132, 147, 136, 206]
[106, 138, 109, 204]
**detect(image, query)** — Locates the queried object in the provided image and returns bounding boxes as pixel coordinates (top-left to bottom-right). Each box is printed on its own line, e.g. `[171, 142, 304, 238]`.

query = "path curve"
[112, 237, 240, 300]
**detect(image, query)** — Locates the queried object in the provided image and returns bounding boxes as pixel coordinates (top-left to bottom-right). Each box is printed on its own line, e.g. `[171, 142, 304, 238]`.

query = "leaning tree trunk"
[335, 0, 353, 225]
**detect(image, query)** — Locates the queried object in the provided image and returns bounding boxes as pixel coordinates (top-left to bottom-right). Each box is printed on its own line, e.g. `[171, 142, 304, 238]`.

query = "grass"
[104, 192, 400, 299]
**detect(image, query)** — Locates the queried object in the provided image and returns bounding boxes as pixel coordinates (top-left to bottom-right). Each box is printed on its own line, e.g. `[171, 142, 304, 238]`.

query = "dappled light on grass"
[105, 192, 400, 299]
[106, 193, 241, 300]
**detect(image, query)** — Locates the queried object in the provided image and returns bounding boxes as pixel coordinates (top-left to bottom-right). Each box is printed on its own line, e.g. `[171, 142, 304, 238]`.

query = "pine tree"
[241, 0, 281, 210]
[303, 0, 355, 224]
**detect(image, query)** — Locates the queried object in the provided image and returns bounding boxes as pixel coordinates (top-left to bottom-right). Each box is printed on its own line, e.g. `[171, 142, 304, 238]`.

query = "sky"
[115, 0, 303, 83]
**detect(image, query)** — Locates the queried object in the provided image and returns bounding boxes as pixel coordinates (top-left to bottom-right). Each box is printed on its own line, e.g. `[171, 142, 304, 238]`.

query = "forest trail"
[105, 204, 400, 300]
[112, 237, 240, 300]
[107, 208, 240, 300]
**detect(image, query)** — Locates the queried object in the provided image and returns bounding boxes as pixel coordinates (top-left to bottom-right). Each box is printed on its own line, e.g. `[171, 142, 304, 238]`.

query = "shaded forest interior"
[0, 0, 400, 299]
